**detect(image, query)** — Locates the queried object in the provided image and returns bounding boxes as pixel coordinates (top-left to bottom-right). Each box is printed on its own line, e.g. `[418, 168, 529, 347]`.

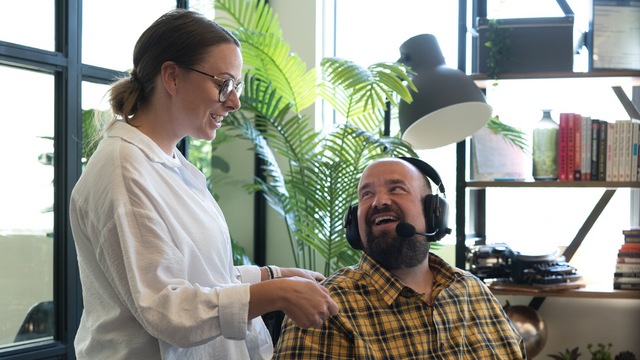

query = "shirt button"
[440, 342, 445, 349]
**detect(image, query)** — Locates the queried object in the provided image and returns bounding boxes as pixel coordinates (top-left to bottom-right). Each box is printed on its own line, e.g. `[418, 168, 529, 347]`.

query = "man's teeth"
[210, 114, 223, 122]
[374, 216, 397, 225]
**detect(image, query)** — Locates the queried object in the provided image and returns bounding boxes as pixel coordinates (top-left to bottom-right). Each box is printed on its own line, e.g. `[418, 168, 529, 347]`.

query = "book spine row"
[558, 115, 640, 182]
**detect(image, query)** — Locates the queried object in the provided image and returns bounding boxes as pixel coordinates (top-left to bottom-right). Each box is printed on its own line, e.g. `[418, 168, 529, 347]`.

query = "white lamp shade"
[401, 102, 493, 149]
[397, 34, 492, 149]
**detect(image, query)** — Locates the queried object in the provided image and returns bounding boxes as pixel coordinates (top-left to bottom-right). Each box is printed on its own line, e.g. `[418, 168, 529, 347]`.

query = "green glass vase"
[532, 110, 559, 180]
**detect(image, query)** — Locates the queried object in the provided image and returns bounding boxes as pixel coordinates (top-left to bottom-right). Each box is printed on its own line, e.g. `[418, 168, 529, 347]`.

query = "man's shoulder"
[320, 264, 368, 293]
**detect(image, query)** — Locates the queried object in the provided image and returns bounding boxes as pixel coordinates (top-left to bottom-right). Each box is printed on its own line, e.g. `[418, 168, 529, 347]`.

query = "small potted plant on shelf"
[588, 343, 613, 360]
[548, 346, 581, 360]
[615, 351, 637, 360]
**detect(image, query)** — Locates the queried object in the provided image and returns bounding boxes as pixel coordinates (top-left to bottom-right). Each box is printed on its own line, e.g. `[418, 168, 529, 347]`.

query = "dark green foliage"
[484, 19, 515, 81]
[615, 351, 637, 360]
[548, 347, 581, 360]
[588, 343, 613, 360]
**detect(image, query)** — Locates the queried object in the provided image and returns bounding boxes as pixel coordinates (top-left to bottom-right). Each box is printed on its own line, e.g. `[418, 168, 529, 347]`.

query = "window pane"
[0, 0, 54, 51]
[82, 0, 176, 71]
[335, 0, 458, 68]
[0, 66, 54, 347]
[189, 0, 217, 20]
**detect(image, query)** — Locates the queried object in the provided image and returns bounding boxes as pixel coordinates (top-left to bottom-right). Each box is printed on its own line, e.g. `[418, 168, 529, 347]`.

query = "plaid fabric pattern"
[273, 252, 526, 360]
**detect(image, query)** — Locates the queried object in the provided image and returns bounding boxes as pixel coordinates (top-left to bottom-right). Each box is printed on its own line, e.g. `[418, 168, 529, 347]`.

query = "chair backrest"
[14, 300, 54, 342]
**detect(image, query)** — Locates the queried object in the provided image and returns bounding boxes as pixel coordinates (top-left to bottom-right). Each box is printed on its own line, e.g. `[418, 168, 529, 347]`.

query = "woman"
[69, 9, 337, 360]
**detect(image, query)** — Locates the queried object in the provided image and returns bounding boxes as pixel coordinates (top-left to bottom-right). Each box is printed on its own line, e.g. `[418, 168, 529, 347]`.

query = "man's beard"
[363, 207, 430, 271]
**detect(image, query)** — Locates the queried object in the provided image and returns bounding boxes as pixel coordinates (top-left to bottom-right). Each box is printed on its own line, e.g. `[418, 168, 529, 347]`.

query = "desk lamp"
[398, 34, 492, 149]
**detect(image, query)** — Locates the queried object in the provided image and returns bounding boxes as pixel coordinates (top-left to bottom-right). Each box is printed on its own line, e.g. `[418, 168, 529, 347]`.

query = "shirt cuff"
[236, 265, 262, 284]
[218, 283, 250, 340]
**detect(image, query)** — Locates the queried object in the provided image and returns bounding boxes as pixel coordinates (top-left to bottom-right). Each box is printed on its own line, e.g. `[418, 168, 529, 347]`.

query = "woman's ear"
[160, 61, 180, 95]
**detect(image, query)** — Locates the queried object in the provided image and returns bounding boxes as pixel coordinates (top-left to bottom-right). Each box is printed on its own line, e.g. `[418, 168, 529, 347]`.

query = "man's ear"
[160, 61, 180, 95]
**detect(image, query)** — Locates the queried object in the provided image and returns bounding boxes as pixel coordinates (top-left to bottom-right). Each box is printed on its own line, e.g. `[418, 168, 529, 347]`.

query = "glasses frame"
[182, 66, 244, 102]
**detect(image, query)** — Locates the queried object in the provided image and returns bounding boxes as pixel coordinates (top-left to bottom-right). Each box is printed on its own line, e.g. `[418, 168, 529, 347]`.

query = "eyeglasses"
[182, 66, 244, 102]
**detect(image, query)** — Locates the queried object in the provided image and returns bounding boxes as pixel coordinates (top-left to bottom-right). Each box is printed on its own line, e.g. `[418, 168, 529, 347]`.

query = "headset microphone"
[395, 222, 438, 238]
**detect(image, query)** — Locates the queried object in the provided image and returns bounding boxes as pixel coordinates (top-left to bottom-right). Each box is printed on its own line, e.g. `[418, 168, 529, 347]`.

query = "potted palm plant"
[210, 0, 418, 275]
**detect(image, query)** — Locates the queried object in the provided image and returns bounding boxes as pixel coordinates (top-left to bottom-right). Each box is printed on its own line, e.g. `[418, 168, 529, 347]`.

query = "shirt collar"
[359, 251, 462, 306]
[106, 120, 181, 168]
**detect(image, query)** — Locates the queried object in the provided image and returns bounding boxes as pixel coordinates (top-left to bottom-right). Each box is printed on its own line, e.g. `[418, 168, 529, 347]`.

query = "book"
[619, 247, 640, 252]
[616, 263, 640, 273]
[619, 251, 640, 258]
[617, 120, 631, 182]
[614, 272, 640, 277]
[613, 276, 640, 284]
[598, 120, 607, 181]
[623, 229, 640, 236]
[590, 119, 600, 181]
[567, 113, 575, 181]
[606, 122, 614, 181]
[632, 120, 639, 181]
[621, 243, 640, 251]
[582, 116, 591, 180]
[617, 257, 640, 264]
[624, 236, 640, 243]
[558, 113, 569, 181]
[581, 114, 588, 180]
[624, 120, 633, 181]
[582, 116, 592, 180]
[574, 114, 582, 180]
[621, 239, 640, 245]
[620, 241, 640, 250]
[613, 283, 640, 290]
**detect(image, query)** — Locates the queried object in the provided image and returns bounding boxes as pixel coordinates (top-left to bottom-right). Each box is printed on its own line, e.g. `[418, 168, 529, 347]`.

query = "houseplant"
[548, 347, 581, 360]
[211, 0, 418, 275]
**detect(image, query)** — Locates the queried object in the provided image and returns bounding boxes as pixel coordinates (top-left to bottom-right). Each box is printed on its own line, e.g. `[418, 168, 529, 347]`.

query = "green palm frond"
[235, 29, 318, 113]
[486, 116, 530, 154]
[238, 71, 286, 118]
[213, 0, 282, 35]
[319, 58, 414, 122]
[213, 0, 318, 113]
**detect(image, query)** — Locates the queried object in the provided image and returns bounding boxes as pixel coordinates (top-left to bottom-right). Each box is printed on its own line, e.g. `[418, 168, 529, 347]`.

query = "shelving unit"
[458, 180, 640, 300]
[470, 70, 640, 88]
[455, 0, 640, 304]
[490, 284, 640, 300]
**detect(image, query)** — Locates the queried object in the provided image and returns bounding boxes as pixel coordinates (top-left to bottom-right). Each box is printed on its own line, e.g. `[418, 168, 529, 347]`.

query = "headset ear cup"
[343, 205, 363, 250]
[423, 194, 449, 241]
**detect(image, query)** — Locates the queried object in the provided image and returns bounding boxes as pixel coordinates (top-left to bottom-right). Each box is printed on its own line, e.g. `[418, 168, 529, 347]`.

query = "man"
[273, 157, 526, 359]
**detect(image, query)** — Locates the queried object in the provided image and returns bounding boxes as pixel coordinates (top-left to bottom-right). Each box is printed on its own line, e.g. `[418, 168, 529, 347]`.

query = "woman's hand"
[277, 277, 338, 328]
[280, 267, 325, 282]
[249, 276, 339, 329]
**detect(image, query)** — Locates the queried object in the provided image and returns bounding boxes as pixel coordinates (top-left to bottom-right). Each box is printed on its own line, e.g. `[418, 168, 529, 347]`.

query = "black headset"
[342, 157, 450, 250]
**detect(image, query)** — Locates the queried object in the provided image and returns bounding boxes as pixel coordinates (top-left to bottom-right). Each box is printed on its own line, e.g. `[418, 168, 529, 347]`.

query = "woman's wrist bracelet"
[267, 265, 282, 279]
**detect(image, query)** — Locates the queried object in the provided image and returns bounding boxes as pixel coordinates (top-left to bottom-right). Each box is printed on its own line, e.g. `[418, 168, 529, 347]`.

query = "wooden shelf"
[470, 70, 640, 88]
[490, 284, 640, 299]
[465, 180, 640, 189]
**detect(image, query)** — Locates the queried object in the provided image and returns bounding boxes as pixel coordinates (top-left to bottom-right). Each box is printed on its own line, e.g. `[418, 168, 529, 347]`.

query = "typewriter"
[467, 243, 582, 285]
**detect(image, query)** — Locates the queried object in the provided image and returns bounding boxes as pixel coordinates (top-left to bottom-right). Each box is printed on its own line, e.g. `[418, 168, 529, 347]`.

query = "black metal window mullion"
[53, 0, 83, 359]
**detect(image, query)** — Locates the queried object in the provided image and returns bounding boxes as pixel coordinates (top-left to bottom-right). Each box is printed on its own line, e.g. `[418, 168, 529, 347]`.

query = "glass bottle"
[532, 110, 559, 180]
